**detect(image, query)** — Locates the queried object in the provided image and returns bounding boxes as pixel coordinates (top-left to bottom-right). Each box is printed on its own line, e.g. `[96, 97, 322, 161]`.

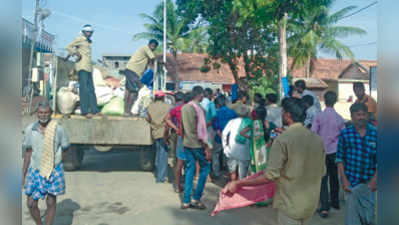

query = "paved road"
[22, 149, 345, 225]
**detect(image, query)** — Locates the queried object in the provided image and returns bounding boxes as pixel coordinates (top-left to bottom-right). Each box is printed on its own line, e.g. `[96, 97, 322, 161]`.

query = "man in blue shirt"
[212, 95, 237, 178]
[200, 88, 217, 150]
[336, 102, 377, 225]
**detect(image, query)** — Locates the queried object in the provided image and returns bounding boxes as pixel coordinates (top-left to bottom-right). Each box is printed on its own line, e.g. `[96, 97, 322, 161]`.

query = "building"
[102, 54, 131, 70]
[290, 58, 377, 102]
[22, 18, 55, 95]
[159, 53, 246, 92]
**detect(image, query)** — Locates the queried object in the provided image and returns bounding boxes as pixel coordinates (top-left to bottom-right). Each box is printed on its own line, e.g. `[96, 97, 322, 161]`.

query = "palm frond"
[325, 26, 366, 39]
[328, 5, 357, 24]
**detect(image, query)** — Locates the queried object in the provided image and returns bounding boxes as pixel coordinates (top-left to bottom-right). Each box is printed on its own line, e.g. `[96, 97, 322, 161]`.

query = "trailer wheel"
[139, 145, 155, 171]
[64, 145, 84, 171]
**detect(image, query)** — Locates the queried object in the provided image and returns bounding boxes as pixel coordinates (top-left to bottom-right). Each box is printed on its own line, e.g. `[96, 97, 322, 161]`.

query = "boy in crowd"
[265, 93, 283, 128]
[302, 95, 320, 128]
[164, 92, 189, 193]
[212, 95, 238, 178]
[312, 91, 345, 218]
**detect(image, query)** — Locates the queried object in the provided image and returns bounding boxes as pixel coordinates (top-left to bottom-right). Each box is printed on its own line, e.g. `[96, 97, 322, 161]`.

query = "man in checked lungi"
[22, 100, 71, 225]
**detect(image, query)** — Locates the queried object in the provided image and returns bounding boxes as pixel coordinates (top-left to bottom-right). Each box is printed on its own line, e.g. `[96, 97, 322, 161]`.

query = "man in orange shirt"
[353, 82, 377, 123]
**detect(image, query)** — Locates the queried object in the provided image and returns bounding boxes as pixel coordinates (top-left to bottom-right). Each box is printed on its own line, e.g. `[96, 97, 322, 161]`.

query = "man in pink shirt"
[311, 91, 345, 218]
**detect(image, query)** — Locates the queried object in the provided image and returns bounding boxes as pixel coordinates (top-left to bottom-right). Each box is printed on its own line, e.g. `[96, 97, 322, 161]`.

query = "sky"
[22, 0, 377, 61]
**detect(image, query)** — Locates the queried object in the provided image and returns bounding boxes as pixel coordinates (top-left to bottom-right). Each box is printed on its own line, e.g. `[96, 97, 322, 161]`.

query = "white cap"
[82, 24, 93, 32]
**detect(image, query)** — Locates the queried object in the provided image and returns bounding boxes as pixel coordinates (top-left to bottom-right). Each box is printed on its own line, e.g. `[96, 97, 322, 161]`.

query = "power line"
[340, 1, 378, 20]
[349, 41, 376, 47]
[52, 10, 135, 36]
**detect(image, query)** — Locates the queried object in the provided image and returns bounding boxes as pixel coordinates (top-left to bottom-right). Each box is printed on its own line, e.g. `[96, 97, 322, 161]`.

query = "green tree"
[176, 0, 334, 93]
[178, 26, 209, 54]
[134, 0, 189, 59]
[288, 4, 367, 77]
[176, 0, 282, 91]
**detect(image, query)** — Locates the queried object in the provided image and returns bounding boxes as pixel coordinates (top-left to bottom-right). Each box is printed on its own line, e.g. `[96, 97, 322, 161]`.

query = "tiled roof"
[159, 53, 246, 84]
[100, 53, 376, 84]
[293, 77, 329, 89]
[290, 58, 377, 80]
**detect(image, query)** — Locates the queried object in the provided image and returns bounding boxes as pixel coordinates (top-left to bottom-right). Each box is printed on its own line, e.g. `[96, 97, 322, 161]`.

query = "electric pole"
[162, 0, 167, 91]
[279, 12, 288, 100]
[27, 0, 40, 113]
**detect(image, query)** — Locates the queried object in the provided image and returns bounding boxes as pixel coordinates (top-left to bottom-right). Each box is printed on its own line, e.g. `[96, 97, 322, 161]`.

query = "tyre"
[139, 145, 155, 171]
[64, 145, 84, 171]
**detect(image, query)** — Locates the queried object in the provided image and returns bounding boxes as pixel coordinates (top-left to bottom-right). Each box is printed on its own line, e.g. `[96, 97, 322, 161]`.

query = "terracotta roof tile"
[160, 53, 246, 84]
[290, 58, 377, 80]
[155, 53, 377, 83]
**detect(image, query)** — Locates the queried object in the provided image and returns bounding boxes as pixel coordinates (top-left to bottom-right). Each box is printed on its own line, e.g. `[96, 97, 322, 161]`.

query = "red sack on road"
[211, 171, 275, 216]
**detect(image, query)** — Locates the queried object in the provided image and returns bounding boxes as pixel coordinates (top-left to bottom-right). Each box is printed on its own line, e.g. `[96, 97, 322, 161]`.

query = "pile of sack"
[93, 67, 126, 116]
[57, 67, 156, 117]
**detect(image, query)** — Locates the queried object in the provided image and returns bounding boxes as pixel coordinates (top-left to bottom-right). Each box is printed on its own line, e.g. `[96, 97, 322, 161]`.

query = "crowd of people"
[145, 80, 377, 225]
[22, 26, 377, 225]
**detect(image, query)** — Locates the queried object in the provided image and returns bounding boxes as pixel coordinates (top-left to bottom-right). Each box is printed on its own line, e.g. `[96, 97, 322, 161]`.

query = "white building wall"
[338, 81, 370, 101]
[180, 81, 223, 91]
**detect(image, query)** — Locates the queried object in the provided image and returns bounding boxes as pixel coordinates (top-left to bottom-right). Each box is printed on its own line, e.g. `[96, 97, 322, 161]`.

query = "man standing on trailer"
[66, 24, 100, 118]
[123, 39, 159, 116]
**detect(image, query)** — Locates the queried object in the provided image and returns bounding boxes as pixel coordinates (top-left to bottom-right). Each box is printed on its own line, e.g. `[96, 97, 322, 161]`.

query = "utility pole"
[162, 0, 167, 91]
[27, 0, 40, 113]
[279, 12, 288, 100]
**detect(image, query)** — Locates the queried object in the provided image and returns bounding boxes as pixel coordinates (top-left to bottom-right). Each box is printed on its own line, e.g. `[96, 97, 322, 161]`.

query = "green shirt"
[264, 123, 326, 220]
[126, 45, 156, 76]
[181, 102, 203, 149]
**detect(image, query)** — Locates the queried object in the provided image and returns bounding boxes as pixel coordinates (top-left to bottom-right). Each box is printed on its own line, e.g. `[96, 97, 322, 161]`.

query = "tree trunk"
[227, 59, 239, 85]
[172, 52, 179, 90]
[279, 13, 288, 99]
[306, 56, 311, 78]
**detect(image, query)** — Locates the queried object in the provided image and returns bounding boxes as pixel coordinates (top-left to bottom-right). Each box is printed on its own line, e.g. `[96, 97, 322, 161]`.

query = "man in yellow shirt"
[226, 98, 326, 225]
[65, 24, 100, 118]
[124, 39, 159, 116]
[353, 82, 378, 123]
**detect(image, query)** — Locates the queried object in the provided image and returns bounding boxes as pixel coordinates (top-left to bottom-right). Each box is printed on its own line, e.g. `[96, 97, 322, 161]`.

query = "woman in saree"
[237, 106, 276, 206]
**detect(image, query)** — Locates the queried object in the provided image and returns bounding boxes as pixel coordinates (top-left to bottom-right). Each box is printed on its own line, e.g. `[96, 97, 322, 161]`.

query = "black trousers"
[124, 69, 142, 92]
[320, 153, 340, 211]
[78, 70, 99, 115]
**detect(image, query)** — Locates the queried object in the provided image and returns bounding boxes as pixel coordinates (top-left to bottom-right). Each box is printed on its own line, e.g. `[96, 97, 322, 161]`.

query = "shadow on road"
[53, 199, 80, 225]
[74, 149, 152, 173]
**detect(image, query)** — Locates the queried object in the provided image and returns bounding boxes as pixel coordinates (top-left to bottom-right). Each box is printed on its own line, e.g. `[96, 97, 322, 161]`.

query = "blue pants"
[78, 70, 99, 115]
[183, 148, 211, 204]
[155, 139, 168, 182]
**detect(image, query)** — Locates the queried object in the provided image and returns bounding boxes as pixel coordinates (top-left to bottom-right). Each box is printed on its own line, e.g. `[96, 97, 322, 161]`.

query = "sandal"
[173, 184, 183, 193]
[181, 203, 190, 210]
[319, 211, 329, 218]
[190, 200, 206, 210]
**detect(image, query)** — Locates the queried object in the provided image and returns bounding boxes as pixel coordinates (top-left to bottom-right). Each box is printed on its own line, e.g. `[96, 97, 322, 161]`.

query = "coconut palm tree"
[288, 3, 367, 77]
[133, 0, 190, 59]
[179, 26, 209, 54]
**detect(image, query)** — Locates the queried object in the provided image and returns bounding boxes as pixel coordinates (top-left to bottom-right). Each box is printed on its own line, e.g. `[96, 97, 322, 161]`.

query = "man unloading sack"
[65, 24, 100, 118]
[123, 39, 159, 116]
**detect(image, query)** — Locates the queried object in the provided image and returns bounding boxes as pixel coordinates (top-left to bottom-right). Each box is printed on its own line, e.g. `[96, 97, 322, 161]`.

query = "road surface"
[22, 148, 345, 225]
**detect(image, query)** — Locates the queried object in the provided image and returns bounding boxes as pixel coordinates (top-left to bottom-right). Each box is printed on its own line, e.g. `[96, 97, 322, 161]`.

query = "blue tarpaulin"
[141, 69, 154, 90]
[231, 83, 238, 102]
[282, 77, 289, 97]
